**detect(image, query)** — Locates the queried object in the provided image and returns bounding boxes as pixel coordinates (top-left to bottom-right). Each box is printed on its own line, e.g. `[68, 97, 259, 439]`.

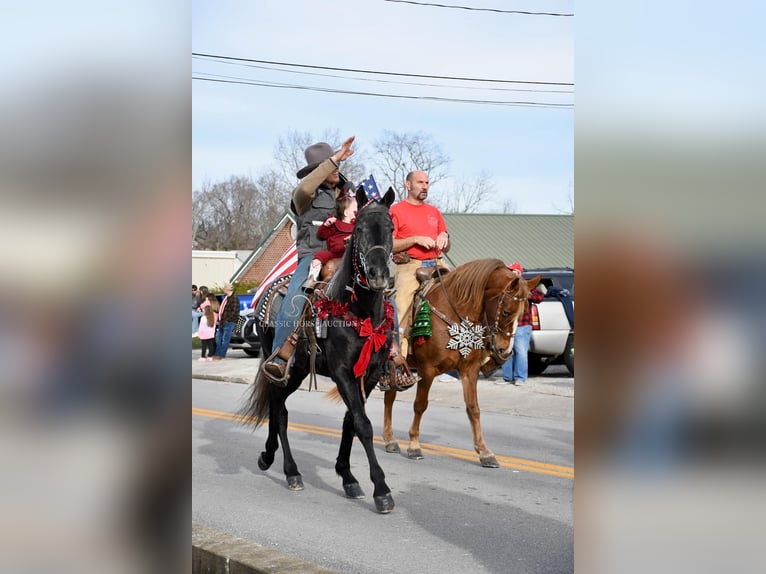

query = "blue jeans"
[192, 309, 203, 334]
[271, 255, 313, 356]
[214, 321, 236, 358]
[501, 324, 532, 382]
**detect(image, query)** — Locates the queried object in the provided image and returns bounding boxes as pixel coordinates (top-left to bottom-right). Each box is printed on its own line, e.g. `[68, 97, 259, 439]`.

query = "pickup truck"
[523, 267, 574, 376]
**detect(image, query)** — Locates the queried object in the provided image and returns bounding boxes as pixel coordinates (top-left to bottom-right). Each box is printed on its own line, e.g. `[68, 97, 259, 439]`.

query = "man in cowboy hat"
[264, 136, 356, 381]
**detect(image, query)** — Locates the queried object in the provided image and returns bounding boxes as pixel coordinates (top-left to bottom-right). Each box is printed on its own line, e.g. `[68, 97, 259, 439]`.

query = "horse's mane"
[441, 258, 507, 309]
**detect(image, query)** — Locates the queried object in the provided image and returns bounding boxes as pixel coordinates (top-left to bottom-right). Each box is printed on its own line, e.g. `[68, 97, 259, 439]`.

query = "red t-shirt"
[390, 201, 448, 260]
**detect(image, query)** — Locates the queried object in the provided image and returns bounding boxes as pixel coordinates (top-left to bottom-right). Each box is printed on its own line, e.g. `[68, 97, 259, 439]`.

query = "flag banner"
[251, 242, 298, 305]
[357, 174, 381, 201]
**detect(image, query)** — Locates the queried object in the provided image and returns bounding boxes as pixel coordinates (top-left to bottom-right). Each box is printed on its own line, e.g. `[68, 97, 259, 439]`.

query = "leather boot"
[263, 333, 297, 383]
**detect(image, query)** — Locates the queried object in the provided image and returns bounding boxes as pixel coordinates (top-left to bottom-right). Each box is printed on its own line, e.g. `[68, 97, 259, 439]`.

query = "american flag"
[250, 242, 298, 306]
[358, 174, 381, 201]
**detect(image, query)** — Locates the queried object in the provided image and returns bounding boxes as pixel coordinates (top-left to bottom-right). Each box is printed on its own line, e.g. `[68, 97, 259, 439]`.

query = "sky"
[192, 0, 574, 214]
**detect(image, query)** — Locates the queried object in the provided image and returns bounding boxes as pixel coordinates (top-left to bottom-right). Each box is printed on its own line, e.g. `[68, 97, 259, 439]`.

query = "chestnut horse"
[382, 259, 541, 467]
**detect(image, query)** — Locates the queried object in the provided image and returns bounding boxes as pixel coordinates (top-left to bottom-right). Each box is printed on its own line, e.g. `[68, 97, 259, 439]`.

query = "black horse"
[240, 186, 398, 513]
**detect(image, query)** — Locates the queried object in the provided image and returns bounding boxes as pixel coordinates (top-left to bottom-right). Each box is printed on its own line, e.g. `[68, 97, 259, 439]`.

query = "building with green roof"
[441, 214, 573, 269]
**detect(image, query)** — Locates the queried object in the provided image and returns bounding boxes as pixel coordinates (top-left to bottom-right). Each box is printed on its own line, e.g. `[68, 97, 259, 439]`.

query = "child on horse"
[302, 189, 358, 291]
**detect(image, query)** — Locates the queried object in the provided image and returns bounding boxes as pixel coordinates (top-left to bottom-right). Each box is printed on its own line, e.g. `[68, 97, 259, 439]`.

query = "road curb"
[194, 373, 251, 385]
[192, 523, 336, 574]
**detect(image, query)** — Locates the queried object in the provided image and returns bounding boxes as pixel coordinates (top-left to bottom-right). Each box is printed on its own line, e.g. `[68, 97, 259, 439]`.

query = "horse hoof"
[384, 442, 401, 453]
[480, 455, 500, 468]
[343, 482, 365, 499]
[374, 493, 395, 514]
[407, 448, 424, 460]
[287, 475, 304, 490]
[257, 453, 272, 471]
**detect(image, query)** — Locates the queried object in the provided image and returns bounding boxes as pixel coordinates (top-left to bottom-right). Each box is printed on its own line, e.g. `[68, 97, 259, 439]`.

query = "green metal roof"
[441, 214, 573, 269]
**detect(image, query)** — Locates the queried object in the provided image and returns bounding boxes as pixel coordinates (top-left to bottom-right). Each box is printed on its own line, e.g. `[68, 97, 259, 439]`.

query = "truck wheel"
[243, 348, 260, 357]
[564, 334, 574, 375]
[527, 354, 548, 377]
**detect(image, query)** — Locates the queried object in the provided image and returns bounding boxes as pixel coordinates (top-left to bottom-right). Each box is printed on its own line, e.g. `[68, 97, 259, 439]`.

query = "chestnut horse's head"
[484, 267, 542, 361]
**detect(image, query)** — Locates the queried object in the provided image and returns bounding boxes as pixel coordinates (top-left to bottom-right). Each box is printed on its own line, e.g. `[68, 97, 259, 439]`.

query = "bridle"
[353, 244, 390, 289]
[481, 279, 528, 361]
[349, 207, 392, 292]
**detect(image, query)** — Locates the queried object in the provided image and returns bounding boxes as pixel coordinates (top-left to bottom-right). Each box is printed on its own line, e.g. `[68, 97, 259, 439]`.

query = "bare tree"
[500, 198, 517, 214]
[372, 131, 450, 199]
[553, 179, 574, 214]
[433, 171, 496, 214]
[192, 174, 290, 250]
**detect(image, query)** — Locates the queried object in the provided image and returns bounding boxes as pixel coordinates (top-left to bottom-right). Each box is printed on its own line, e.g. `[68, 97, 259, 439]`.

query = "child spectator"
[302, 190, 358, 290]
[198, 294, 218, 361]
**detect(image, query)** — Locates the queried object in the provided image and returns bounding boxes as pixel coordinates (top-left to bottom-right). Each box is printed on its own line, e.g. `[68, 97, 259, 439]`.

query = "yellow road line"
[193, 407, 573, 479]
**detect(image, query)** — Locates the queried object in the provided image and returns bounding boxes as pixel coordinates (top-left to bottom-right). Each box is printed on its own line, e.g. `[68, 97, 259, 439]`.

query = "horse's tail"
[324, 386, 343, 404]
[237, 365, 272, 429]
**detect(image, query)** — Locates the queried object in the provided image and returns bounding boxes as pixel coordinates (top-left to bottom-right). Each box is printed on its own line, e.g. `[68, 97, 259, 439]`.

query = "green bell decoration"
[410, 300, 432, 338]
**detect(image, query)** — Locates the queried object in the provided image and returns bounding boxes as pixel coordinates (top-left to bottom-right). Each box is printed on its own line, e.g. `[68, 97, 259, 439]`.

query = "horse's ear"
[526, 274, 543, 290]
[355, 186, 367, 208]
[382, 186, 396, 207]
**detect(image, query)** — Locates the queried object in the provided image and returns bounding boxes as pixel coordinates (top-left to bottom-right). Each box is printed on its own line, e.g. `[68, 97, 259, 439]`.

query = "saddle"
[415, 266, 450, 284]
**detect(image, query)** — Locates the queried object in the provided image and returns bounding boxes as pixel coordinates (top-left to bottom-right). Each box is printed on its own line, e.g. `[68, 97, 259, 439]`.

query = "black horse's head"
[349, 186, 396, 291]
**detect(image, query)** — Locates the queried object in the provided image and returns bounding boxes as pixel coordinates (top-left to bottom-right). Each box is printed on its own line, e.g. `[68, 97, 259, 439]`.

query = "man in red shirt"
[390, 170, 450, 357]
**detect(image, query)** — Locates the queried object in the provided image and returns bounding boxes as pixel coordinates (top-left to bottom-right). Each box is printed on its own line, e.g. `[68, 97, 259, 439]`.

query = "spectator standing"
[211, 283, 239, 361]
[390, 170, 450, 358]
[192, 284, 203, 336]
[498, 262, 545, 385]
[197, 294, 218, 361]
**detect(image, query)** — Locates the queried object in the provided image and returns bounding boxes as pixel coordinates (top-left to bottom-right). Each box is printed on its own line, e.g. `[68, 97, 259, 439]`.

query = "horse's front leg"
[337, 379, 395, 514]
[459, 367, 498, 468]
[381, 389, 401, 453]
[335, 409, 363, 498]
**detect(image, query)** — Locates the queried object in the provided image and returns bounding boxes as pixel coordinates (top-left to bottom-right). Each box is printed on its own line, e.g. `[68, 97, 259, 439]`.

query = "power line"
[192, 52, 573, 87]
[382, 0, 574, 17]
[192, 74, 573, 109]
[192, 56, 574, 94]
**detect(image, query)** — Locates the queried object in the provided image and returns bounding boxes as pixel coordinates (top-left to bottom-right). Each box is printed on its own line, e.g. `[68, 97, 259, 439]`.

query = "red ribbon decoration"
[353, 318, 388, 378]
[313, 297, 394, 378]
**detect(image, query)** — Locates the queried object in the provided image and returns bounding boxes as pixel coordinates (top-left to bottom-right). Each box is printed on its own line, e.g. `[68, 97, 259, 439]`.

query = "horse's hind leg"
[257, 408, 279, 471]
[277, 403, 304, 490]
[381, 389, 402, 453]
[404, 374, 436, 460]
[256, 384, 282, 471]
[336, 410, 364, 499]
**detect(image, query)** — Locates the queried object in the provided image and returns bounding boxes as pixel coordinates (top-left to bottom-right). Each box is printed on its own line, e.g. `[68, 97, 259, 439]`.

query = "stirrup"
[377, 359, 419, 392]
[260, 350, 290, 388]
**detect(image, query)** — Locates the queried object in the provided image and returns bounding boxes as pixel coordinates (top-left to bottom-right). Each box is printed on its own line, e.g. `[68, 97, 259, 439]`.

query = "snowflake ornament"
[446, 319, 486, 357]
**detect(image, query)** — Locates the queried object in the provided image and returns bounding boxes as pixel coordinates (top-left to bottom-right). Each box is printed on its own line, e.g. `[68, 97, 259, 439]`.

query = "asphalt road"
[193, 377, 573, 574]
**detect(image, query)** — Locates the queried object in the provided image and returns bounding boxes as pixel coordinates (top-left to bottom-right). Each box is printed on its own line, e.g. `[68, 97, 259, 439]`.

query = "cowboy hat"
[296, 142, 337, 178]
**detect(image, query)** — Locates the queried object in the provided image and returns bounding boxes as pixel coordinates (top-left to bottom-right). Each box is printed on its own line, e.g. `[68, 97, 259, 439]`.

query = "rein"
[426, 273, 527, 361]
